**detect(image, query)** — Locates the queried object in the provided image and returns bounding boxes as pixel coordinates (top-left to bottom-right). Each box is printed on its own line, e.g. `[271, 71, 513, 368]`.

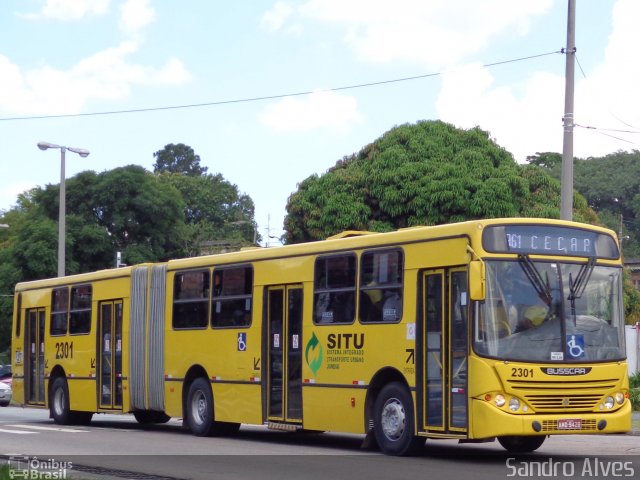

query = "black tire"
[218, 421, 241, 436]
[373, 382, 424, 456]
[186, 378, 215, 436]
[0, 402, 9, 407]
[134, 410, 171, 425]
[72, 411, 93, 425]
[49, 377, 73, 425]
[185, 378, 241, 437]
[498, 435, 546, 453]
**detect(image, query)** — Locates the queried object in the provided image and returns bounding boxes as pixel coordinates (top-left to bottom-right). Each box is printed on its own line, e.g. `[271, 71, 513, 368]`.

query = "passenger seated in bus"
[315, 292, 334, 323]
[381, 291, 401, 322]
[514, 304, 548, 333]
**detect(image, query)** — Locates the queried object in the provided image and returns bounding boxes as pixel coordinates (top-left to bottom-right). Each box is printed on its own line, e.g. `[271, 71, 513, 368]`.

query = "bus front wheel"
[373, 382, 424, 456]
[498, 435, 546, 453]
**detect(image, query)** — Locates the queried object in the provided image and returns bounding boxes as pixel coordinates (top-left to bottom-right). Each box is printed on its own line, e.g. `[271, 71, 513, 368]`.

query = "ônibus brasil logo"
[305, 332, 323, 376]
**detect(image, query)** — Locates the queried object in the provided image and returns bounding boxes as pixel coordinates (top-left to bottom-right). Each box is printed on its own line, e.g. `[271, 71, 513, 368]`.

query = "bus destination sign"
[483, 225, 619, 259]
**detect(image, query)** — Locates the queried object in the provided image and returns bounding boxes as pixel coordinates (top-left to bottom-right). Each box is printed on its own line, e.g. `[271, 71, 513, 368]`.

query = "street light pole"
[59, 146, 66, 278]
[37, 141, 90, 277]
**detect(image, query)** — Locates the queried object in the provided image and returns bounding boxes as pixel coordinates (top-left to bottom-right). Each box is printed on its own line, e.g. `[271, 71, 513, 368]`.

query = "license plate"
[557, 419, 582, 430]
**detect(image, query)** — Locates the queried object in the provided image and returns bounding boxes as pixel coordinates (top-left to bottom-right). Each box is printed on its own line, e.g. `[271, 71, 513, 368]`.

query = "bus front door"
[422, 269, 468, 435]
[98, 300, 123, 410]
[25, 308, 46, 405]
[266, 285, 303, 426]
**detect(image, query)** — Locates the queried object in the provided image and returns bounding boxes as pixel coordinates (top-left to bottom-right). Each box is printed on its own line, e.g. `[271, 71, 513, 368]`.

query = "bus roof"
[14, 218, 618, 291]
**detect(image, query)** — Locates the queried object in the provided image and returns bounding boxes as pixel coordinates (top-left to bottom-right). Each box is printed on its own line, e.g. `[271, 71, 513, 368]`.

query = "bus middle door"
[421, 268, 468, 435]
[98, 300, 123, 410]
[266, 285, 303, 427]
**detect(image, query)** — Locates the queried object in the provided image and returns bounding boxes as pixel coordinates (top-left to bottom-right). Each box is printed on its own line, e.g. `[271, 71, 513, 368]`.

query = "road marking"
[0, 428, 36, 435]
[6, 424, 89, 433]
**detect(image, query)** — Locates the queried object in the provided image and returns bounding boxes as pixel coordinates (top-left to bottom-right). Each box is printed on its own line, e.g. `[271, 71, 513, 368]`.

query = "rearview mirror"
[469, 260, 485, 301]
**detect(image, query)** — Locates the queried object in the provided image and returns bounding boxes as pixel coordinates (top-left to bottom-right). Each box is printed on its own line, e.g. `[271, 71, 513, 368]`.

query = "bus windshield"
[473, 259, 625, 362]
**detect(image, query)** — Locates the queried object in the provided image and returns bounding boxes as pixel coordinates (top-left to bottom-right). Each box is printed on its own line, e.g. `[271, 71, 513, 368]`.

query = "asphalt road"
[1, 406, 640, 480]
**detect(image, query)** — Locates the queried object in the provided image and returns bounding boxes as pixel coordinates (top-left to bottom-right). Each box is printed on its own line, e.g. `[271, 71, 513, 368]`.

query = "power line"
[0, 50, 561, 122]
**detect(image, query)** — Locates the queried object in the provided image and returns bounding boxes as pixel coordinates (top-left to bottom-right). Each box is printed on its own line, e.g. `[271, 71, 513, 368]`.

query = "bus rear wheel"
[50, 377, 93, 425]
[50, 377, 72, 425]
[498, 435, 546, 453]
[373, 382, 423, 456]
[186, 378, 215, 436]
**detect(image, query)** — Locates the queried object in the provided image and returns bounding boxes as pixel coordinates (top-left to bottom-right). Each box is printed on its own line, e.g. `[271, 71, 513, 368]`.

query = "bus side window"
[211, 266, 253, 328]
[172, 270, 210, 329]
[70, 284, 92, 334]
[51, 287, 69, 336]
[313, 254, 356, 324]
[359, 249, 404, 323]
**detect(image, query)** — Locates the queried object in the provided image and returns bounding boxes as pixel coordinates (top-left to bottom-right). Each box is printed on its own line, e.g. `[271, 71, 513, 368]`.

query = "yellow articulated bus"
[11, 218, 631, 455]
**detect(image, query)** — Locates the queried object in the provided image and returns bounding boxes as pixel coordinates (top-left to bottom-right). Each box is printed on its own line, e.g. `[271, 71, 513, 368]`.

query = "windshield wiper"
[568, 258, 595, 317]
[518, 254, 553, 306]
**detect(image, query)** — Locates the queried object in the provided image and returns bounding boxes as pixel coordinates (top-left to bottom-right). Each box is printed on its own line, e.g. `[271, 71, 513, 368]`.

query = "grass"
[0, 465, 10, 480]
[630, 371, 640, 411]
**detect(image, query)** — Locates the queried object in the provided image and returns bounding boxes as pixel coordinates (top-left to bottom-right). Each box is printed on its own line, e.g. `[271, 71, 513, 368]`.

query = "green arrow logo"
[305, 332, 323, 376]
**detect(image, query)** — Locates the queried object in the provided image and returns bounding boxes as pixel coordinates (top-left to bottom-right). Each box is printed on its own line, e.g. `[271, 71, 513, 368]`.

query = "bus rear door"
[25, 308, 46, 405]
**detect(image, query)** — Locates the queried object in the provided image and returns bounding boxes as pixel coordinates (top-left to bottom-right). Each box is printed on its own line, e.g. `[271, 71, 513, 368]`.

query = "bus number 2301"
[511, 367, 533, 378]
[55, 341, 74, 360]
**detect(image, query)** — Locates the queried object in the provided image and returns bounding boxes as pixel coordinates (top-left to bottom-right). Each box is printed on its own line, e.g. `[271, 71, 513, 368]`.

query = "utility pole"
[560, 0, 576, 220]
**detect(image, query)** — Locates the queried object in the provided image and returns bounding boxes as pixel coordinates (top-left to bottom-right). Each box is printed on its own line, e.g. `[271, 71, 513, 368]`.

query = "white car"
[0, 380, 11, 407]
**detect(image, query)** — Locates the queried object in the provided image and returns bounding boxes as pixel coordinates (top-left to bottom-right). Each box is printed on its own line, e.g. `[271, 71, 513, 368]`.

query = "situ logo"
[305, 332, 323, 376]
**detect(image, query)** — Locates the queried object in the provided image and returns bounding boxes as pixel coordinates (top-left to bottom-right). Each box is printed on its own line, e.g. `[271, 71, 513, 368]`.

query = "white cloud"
[261, 1, 294, 32]
[0, 42, 191, 116]
[0, 182, 37, 211]
[436, 64, 564, 162]
[570, 0, 640, 155]
[288, 0, 553, 68]
[23, 0, 110, 21]
[119, 0, 156, 36]
[258, 90, 363, 133]
[436, 0, 640, 162]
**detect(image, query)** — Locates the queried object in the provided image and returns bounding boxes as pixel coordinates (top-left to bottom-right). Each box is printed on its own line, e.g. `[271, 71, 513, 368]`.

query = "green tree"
[0, 154, 259, 354]
[284, 120, 595, 243]
[526, 151, 562, 172]
[571, 151, 640, 257]
[153, 143, 208, 176]
[158, 173, 259, 255]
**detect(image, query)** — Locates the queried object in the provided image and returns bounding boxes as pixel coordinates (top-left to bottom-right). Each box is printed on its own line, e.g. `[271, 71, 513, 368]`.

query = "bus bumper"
[470, 399, 632, 439]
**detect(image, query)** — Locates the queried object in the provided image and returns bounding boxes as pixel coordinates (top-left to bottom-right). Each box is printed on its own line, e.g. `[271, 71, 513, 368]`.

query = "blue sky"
[1, 0, 638, 244]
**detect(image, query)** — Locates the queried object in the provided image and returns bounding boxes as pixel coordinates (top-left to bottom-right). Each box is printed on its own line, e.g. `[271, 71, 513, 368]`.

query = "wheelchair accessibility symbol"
[567, 334, 585, 359]
[238, 333, 247, 352]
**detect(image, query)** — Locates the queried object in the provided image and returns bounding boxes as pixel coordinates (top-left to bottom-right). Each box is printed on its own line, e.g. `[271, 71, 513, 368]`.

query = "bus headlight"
[604, 396, 615, 409]
[494, 394, 506, 407]
[509, 397, 521, 412]
[615, 392, 625, 405]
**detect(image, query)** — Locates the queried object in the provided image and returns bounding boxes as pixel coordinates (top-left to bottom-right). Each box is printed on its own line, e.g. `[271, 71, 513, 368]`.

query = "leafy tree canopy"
[284, 120, 595, 243]
[528, 149, 640, 258]
[158, 173, 259, 255]
[153, 143, 208, 176]
[0, 146, 258, 354]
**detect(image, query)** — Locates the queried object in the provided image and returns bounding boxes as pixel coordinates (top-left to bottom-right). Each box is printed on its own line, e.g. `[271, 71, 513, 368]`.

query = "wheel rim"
[381, 397, 406, 441]
[53, 386, 65, 416]
[190, 389, 207, 426]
